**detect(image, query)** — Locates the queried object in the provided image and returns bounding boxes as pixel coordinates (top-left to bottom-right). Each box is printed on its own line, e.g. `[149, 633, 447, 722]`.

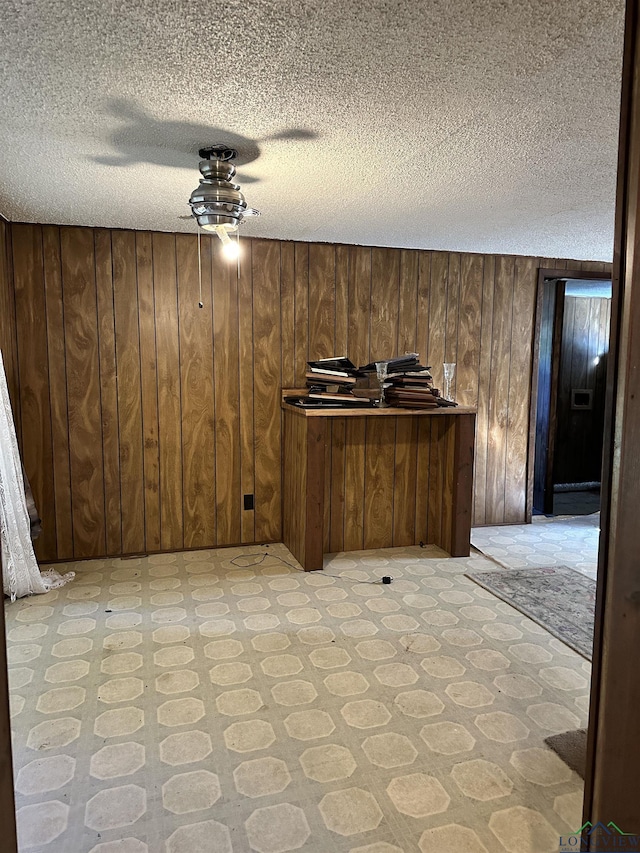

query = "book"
[387, 398, 438, 409]
[285, 396, 369, 409]
[387, 376, 433, 386]
[307, 357, 357, 371]
[308, 366, 351, 377]
[389, 384, 436, 392]
[306, 383, 340, 392]
[305, 371, 356, 385]
[293, 397, 374, 408]
[386, 387, 437, 396]
[387, 364, 432, 379]
[359, 353, 420, 372]
[307, 391, 370, 403]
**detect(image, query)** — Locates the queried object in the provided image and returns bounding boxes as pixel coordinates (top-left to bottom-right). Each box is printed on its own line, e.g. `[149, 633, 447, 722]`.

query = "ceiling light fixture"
[188, 145, 259, 259]
[214, 224, 240, 260]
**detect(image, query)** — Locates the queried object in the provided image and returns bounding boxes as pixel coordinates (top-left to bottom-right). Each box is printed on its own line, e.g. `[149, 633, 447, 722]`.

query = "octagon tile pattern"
[6, 532, 589, 851]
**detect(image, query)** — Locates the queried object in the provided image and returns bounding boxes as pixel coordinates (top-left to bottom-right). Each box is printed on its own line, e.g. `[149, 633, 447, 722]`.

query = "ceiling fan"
[181, 144, 260, 262]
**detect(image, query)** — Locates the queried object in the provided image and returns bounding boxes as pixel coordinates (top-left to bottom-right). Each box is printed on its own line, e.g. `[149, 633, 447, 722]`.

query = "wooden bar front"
[282, 401, 476, 571]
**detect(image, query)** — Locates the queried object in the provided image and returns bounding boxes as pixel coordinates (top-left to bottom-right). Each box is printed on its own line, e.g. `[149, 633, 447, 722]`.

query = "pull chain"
[197, 230, 203, 308]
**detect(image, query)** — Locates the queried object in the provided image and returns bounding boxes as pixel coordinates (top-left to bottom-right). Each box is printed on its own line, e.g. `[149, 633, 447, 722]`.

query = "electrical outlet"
[244, 494, 254, 511]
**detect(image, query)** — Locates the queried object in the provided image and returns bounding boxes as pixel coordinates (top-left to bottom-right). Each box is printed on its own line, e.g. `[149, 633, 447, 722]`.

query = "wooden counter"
[282, 399, 476, 570]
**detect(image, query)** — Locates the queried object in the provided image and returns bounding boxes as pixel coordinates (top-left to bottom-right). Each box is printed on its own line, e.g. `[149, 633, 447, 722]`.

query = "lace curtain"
[0, 351, 74, 599]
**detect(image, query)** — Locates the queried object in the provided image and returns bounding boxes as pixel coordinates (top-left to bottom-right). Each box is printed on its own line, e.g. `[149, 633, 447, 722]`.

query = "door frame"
[526, 267, 612, 520]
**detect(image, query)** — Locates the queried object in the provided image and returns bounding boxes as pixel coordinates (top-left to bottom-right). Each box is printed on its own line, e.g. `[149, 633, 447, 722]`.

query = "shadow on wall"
[92, 98, 318, 183]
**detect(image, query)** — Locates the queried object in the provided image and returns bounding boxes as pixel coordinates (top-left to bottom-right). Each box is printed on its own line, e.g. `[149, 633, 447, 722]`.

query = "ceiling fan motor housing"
[189, 146, 248, 230]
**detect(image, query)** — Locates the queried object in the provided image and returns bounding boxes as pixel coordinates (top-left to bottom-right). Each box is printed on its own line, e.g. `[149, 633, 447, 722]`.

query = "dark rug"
[545, 729, 587, 778]
[464, 565, 596, 659]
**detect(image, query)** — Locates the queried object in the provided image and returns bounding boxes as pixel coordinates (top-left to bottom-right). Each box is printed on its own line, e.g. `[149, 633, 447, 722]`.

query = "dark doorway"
[531, 269, 612, 516]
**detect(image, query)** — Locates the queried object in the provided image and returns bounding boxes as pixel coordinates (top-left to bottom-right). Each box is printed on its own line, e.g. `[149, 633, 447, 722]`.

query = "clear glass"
[443, 363, 456, 401]
[375, 361, 389, 407]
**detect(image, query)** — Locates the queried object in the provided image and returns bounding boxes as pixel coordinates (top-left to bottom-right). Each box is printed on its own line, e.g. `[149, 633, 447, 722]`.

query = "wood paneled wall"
[321, 414, 471, 556]
[0, 219, 19, 417]
[554, 295, 611, 484]
[8, 222, 611, 562]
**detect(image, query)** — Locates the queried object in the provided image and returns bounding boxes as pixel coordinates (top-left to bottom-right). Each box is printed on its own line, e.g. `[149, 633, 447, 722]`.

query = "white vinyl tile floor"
[6, 520, 597, 852]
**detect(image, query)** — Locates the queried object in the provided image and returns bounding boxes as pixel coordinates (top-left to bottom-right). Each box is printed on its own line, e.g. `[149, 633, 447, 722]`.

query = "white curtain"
[0, 351, 74, 599]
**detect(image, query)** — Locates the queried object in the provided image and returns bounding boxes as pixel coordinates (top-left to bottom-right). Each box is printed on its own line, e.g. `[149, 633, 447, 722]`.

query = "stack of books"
[305, 358, 373, 408]
[384, 362, 440, 409]
[286, 354, 459, 411]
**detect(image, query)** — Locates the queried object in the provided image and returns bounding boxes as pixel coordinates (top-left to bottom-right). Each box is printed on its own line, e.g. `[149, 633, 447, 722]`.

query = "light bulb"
[214, 225, 240, 261]
[221, 238, 240, 260]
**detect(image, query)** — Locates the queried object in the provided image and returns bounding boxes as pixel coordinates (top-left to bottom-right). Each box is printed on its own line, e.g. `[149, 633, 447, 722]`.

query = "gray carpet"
[465, 566, 596, 659]
[545, 729, 587, 779]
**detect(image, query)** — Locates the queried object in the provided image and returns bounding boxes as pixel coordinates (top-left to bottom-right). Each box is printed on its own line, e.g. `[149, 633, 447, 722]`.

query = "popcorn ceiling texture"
[0, 0, 625, 260]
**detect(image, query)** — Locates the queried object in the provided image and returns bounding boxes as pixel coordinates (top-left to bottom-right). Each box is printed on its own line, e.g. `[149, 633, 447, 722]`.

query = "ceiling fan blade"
[235, 172, 260, 184]
[265, 129, 317, 142]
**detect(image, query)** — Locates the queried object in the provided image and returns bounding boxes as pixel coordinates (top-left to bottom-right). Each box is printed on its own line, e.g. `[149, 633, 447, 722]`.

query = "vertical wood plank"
[294, 243, 309, 386]
[344, 418, 366, 550]
[60, 226, 106, 557]
[94, 229, 122, 556]
[505, 256, 538, 521]
[445, 252, 461, 372]
[329, 417, 346, 553]
[398, 250, 419, 356]
[441, 418, 455, 554]
[239, 239, 256, 543]
[335, 245, 349, 356]
[415, 418, 431, 542]
[427, 417, 445, 545]
[282, 409, 306, 564]
[12, 224, 57, 560]
[428, 252, 448, 392]
[43, 226, 74, 560]
[253, 240, 281, 541]
[152, 232, 183, 551]
[112, 230, 145, 553]
[486, 255, 515, 524]
[393, 416, 418, 546]
[177, 233, 216, 549]
[363, 417, 396, 548]
[416, 252, 431, 364]
[370, 248, 400, 358]
[136, 231, 161, 552]
[280, 241, 296, 388]
[457, 254, 483, 408]
[308, 243, 336, 359]
[473, 255, 495, 525]
[347, 247, 371, 366]
[449, 414, 476, 556]
[305, 417, 327, 570]
[0, 221, 19, 425]
[213, 241, 241, 545]
[323, 420, 332, 553]
[281, 409, 327, 571]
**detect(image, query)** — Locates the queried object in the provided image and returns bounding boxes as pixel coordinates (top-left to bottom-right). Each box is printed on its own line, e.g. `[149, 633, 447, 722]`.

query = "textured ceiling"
[0, 0, 625, 260]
